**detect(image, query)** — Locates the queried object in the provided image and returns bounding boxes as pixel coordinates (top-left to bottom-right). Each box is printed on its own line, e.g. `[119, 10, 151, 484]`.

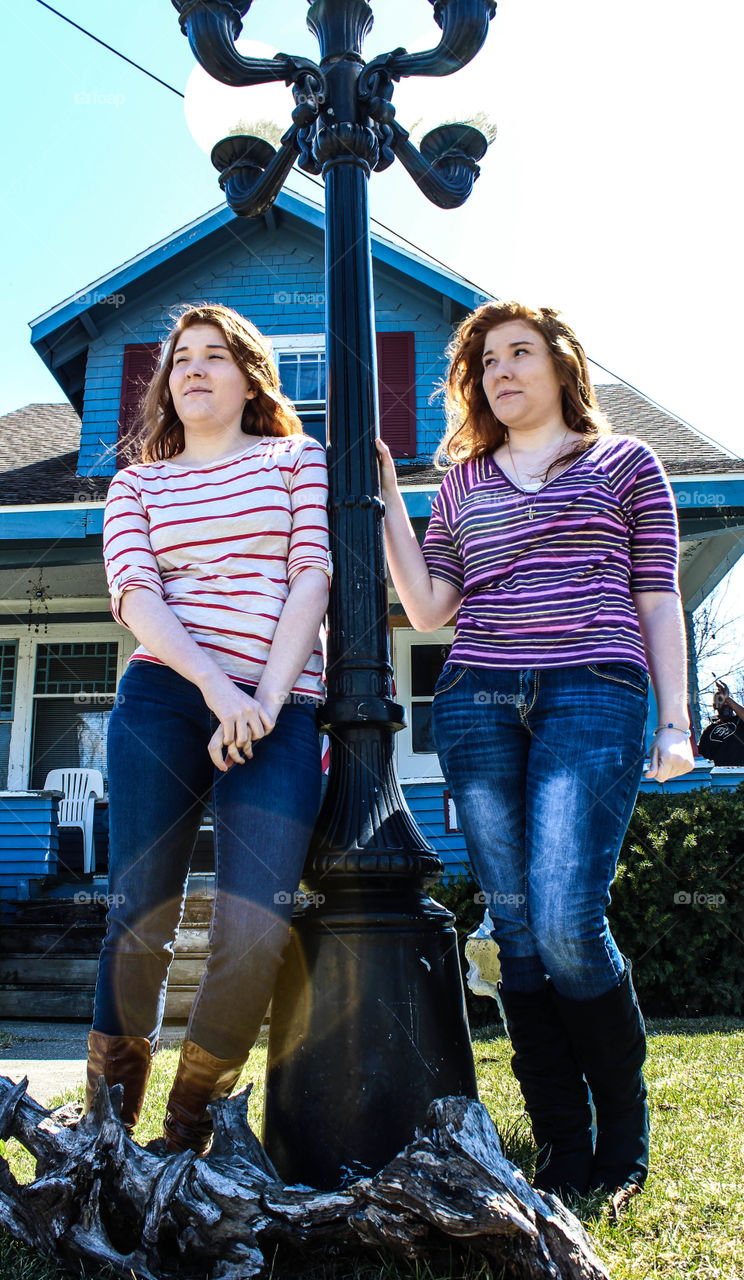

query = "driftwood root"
[0, 1073, 609, 1279]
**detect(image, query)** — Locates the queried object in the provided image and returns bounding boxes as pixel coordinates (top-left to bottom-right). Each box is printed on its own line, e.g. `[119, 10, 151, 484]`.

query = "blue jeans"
[432, 663, 648, 1000]
[93, 661, 321, 1059]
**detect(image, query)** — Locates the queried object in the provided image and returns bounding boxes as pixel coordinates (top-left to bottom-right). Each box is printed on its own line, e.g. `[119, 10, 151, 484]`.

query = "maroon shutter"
[117, 343, 160, 466]
[376, 332, 416, 459]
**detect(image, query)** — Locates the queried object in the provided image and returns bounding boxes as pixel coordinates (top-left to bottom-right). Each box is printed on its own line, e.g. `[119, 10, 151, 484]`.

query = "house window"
[277, 349, 326, 446]
[277, 350, 326, 406]
[410, 643, 452, 753]
[271, 335, 325, 446]
[271, 331, 418, 456]
[393, 629, 453, 781]
[0, 641, 17, 789]
[30, 642, 118, 789]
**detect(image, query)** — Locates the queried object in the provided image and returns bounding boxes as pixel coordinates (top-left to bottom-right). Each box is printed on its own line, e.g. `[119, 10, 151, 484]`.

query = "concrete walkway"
[0, 1021, 187, 1107]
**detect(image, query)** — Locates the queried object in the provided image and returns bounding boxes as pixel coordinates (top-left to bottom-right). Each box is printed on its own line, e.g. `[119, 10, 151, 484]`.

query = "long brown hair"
[437, 300, 609, 472]
[127, 303, 303, 464]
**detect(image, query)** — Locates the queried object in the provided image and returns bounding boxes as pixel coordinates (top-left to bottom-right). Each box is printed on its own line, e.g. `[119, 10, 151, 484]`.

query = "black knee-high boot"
[553, 960, 649, 1194]
[499, 984, 594, 1199]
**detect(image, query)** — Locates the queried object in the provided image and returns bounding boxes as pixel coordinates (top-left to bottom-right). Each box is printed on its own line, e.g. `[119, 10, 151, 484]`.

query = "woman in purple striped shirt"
[377, 300, 694, 1209]
[85, 304, 331, 1155]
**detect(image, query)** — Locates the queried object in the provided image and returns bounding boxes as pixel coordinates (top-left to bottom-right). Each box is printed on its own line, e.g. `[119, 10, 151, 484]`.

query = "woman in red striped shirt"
[85, 304, 331, 1154]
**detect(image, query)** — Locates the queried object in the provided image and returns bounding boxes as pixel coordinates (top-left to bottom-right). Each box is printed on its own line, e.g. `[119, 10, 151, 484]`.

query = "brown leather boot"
[85, 1029, 155, 1134]
[163, 1039, 245, 1155]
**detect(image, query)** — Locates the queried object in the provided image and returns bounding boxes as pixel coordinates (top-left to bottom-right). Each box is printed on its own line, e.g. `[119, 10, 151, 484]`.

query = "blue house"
[2, 188, 744, 913]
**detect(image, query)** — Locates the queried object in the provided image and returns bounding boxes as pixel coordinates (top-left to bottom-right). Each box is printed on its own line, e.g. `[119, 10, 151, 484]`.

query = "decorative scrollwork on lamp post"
[172, 0, 497, 1190]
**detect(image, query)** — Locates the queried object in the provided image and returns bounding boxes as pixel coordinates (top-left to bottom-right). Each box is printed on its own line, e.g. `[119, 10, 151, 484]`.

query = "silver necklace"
[505, 429, 570, 520]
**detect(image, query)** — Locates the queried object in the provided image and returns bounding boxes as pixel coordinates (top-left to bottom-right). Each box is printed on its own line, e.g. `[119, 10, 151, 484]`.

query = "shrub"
[436, 783, 744, 1018]
[609, 784, 744, 1016]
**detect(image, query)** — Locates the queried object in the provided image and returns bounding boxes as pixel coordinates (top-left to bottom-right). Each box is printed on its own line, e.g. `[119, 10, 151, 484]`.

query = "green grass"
[1, 1019, 742, 1278]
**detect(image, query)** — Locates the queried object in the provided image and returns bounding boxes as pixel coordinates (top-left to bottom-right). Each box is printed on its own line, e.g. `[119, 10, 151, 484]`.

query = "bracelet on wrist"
[653, 723, 691, 738]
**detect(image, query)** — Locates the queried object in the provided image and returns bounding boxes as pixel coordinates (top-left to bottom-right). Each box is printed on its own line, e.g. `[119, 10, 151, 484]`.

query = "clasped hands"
[202, 673, 284, 771]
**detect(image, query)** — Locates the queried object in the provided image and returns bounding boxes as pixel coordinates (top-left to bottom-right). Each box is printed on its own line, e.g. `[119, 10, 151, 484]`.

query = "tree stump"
[0, 1073, 609, 1279]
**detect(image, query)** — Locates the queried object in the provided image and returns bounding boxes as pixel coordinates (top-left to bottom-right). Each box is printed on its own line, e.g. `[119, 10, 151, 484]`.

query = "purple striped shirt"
[422, 434, 679, 671]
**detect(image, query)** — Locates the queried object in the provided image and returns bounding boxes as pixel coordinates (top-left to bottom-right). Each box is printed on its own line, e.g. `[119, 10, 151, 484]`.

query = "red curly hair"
[437, 300, 609, 470]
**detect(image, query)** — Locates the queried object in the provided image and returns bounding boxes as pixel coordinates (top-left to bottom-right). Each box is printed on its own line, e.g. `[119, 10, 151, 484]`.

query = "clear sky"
[1, 0, 742, 689]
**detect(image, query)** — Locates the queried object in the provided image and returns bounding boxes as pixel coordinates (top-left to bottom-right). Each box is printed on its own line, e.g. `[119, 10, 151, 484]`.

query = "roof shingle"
[0, 404, 107, 504]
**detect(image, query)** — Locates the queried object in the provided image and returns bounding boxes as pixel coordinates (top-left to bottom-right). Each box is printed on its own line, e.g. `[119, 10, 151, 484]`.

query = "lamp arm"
[218, 125, 302, 217]
[175, 1, 322, 90]
[363, 0, 496, 85]
[390, 120, 481, 210]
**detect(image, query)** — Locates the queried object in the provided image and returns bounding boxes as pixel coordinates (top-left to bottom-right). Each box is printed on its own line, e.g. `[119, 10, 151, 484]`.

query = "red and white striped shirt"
[103, 434, 331, 700]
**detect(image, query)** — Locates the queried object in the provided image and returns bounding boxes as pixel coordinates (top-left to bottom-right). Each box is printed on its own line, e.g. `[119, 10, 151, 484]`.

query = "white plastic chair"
[43, 768, 104, 874]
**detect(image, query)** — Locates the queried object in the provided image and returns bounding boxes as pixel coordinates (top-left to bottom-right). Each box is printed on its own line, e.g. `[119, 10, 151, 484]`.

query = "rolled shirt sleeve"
[103, 471, 165, 625]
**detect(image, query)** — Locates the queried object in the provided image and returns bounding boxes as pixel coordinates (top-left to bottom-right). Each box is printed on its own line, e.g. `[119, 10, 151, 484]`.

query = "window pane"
[411, 702, 437, 754]
[0, 642, 17, 717]
[278, 352, 326, 404]
[31, 697, 113, 788]
[298, 356, 321, 401]
[0, 722, 10, 789]
[411, 644, 451, 698]
[297, 360, 316, 401]
[34, 643, 118, 695]
[278, 353, 300, 401]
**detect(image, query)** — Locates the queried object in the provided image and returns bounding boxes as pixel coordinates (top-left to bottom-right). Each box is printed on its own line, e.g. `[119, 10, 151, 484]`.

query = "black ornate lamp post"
[173, 0, 496, 1189]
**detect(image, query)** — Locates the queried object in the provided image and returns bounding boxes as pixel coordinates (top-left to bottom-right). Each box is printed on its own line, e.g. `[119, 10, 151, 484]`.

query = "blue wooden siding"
[78, 227, 457, 477]
[0, 793, 59, 906]
[403, 782, 469, 875]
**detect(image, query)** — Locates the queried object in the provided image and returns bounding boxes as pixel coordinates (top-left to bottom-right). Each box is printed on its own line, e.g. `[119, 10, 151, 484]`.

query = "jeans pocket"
[434, 664, 468, 696]
[587, 662, 649, 696]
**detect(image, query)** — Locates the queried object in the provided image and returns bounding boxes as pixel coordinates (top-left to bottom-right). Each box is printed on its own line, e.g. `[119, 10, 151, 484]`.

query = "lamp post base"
[263, 888, 478, 1189]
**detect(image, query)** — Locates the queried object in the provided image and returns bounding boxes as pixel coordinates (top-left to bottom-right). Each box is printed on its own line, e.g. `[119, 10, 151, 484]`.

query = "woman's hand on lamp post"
[375, 438, 462, 632]
[376, 436, 400, 502]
